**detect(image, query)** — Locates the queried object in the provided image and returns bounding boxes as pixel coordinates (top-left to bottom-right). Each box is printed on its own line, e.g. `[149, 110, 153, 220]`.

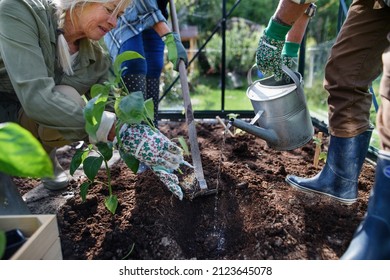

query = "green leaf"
[313, 136, 322, 145]
[90, 84, 110, 99]
[319, 151, 327, 162]
[84, 94, 108, 141]
[113, 51, 145, 77]
[144, 98, 155, 122]
[80, 181, 92, 201]
[119, 149, 139, 173]
[105, 195, 118, 214]
[177, 136, 190, 155]
[70, 149, 84, 175]
[83, 156, 103, 181]
[96, 142, 113, 162]
[115, 91, 145, 124]
[0, 230, 5, 260]
[226, 113, 239, 120]
[0, 122, 53, 178]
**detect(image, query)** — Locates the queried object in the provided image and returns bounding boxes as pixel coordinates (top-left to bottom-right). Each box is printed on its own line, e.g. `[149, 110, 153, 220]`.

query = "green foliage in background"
[206, 17, 261, 74]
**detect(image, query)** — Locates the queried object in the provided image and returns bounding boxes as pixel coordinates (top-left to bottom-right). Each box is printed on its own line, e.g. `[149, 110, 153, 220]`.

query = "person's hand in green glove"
[256, 18, 292, 81]
[282, 42, 300, 72]
[117, 123, 192, 200]
[162, 32, 188, 71]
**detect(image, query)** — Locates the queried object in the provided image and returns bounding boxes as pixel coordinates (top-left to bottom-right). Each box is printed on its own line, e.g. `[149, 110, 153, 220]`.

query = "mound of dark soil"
[15, 121, 375, 260]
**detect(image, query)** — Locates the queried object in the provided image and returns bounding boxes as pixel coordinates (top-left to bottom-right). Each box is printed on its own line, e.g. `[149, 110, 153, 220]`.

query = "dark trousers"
[324, 0, 390, 140]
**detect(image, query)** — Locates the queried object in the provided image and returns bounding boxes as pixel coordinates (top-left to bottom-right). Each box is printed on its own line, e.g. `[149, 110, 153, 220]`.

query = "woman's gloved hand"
[117, 123, 191, 200]
[256, 18, 292, 81]
[162, 32, 188, 71]
[153, 168, 184, 200]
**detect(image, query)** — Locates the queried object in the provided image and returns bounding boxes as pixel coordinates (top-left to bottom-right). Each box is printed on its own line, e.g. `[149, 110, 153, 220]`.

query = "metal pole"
[221, 0, 227, 111]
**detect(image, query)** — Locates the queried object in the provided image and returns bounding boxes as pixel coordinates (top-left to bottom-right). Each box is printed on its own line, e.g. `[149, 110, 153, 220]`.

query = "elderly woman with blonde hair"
[0, 0, 131, 190]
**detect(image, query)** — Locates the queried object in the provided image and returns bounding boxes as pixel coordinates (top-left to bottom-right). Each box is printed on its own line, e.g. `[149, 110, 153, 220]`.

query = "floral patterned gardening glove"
[256, 18, 292, 81]
[117, 123, 192, 200]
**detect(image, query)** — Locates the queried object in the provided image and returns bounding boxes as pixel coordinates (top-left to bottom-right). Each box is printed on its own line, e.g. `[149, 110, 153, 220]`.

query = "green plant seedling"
[312, 134, 327, 167]
[225, 113, 245, 136]
[226, 113, 239, 120]
[71, 51, 163, 214]
[70, 142, 118, 214]
[312, 136, 321, 146]
[319, 151, 327, 162]
[313, 135, 328, 163]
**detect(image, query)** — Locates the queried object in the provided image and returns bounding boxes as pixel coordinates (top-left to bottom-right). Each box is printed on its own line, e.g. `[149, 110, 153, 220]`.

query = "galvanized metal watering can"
[229, 65, 314, 150]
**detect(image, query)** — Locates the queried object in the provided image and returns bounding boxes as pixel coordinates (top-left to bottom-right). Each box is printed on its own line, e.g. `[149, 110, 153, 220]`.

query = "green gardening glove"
[117, 123, 193, 200]
[256, 18, 292, 81]
[282, 41, 300, 72]
[162, 32, 188, 71]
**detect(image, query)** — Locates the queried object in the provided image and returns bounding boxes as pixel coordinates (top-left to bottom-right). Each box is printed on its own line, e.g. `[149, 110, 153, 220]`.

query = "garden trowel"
[168, 0, 217, 199]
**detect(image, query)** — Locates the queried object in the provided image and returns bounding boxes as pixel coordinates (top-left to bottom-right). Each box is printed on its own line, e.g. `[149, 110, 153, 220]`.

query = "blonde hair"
[51, 0, 131, 76]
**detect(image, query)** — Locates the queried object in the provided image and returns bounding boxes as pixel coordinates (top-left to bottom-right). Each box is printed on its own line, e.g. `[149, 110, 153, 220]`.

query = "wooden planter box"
[0, 215, 62, 260]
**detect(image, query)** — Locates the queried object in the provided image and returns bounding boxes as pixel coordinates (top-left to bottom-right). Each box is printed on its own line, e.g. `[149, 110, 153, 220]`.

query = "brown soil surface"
[14, 121, 375, 260]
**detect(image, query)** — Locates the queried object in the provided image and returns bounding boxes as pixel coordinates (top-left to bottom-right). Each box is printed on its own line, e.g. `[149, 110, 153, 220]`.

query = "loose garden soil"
[14, 120, 375, 260]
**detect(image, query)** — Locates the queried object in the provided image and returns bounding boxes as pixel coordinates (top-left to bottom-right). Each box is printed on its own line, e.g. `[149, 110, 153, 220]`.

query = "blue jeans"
[119, 29, 165, 78]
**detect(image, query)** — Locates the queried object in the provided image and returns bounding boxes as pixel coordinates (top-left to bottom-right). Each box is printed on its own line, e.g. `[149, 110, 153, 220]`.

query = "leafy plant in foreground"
[0, 122, 53, 178]
[0, 122, 53, 259]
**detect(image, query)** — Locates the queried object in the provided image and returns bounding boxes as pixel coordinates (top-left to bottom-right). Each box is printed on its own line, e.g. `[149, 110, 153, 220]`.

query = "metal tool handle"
[168, 0, 208, 190]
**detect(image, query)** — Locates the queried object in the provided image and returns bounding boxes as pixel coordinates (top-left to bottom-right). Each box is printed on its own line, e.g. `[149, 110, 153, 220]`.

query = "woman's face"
[74, 0, 126, 40]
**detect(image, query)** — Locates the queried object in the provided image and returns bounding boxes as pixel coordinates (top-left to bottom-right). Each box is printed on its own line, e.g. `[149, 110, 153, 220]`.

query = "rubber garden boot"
[285, 128, 373, 205]
[41, 148, 70, 191]
[341, 150, 390, 260]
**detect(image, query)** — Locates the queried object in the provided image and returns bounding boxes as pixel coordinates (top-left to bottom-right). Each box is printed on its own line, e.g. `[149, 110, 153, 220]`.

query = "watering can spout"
[229, 118, 278, 144]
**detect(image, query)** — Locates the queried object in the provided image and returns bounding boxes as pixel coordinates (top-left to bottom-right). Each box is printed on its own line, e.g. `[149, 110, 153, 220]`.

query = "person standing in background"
[104, 0, 188, 128]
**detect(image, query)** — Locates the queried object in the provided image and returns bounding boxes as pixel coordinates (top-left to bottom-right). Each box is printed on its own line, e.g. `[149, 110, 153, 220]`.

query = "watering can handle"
[247, 64, 301, 87]
[281, 65, 300, 88]
[281, 65, 306, 102]
[247, 64, 258, 85]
